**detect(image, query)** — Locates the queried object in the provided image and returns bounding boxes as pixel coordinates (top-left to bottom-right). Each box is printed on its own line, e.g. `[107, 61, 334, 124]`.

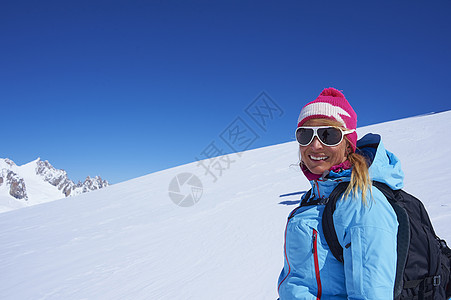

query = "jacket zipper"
[312, 229, 322, 300]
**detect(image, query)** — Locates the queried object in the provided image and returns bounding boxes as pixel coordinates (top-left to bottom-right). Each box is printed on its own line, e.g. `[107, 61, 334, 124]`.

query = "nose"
[310, 137, 324, 149]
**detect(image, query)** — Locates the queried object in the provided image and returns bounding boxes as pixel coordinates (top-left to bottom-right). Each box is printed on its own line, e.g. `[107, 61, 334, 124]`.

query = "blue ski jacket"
[278, 134, 403, 300]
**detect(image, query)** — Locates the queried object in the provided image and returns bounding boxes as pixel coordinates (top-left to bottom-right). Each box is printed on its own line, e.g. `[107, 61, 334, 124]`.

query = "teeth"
[310, 155, 328, 161]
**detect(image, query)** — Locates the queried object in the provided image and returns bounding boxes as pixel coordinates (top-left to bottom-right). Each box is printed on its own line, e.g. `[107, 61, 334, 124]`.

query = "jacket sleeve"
[333, 187, 398, 300]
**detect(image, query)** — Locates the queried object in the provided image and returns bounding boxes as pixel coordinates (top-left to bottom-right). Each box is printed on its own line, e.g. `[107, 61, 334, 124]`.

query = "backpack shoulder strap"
[300, 189, 312, 207]
[322, 181, 350, 263]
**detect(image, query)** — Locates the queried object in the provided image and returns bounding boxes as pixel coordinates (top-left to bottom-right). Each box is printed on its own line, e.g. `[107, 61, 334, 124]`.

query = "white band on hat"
[297, 102, 351, 127]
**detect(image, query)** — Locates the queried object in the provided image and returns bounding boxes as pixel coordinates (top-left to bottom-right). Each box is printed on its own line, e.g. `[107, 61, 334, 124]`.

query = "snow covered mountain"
[0, 111, 450, 300]
[0, 158, 109, 212]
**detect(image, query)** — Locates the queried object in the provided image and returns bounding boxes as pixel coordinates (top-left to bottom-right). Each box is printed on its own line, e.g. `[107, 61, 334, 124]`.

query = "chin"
[308, 167, 327, 175]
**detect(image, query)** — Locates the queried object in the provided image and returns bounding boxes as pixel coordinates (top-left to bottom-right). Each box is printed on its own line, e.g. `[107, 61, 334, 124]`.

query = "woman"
[278, 88, 402, 299]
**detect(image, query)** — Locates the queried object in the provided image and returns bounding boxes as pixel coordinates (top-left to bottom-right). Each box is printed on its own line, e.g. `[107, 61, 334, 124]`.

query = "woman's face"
[299, 119, 349, 175]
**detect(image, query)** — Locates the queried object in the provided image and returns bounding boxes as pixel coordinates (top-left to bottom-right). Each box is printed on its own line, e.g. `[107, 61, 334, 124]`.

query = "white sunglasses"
[295, 126, 355, 146]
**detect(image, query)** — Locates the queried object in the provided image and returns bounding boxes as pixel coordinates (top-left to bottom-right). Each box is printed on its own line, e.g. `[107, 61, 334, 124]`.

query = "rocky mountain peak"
[0, 158, 110, 211]
[35, 158, 74, 197]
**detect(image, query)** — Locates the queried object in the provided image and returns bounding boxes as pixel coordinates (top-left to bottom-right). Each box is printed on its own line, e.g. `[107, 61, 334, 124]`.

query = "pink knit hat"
[297, 88, 358, 152]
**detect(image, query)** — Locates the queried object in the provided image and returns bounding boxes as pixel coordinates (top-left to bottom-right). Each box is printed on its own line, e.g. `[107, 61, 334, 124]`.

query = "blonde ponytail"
[343, 149, 372, 204]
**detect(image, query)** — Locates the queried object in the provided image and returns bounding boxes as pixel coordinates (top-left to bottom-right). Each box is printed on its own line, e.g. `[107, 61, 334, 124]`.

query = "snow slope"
[0, 111, 450, 300]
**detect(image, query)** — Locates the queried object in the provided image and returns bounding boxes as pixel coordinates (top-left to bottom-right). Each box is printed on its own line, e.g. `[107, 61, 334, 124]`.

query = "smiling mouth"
[309, 155, 329, 161]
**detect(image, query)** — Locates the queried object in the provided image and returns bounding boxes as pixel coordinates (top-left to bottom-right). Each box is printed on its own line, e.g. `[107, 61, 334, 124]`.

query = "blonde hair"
[299, 118, 372, 204]
[344, 140, 372, 203]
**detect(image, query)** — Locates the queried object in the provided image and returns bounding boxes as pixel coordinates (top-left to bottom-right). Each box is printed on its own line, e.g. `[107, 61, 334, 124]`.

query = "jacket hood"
[357, 133, 404, 190]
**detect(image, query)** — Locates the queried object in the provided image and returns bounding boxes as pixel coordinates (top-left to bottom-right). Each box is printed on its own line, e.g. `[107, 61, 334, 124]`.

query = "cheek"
[331, 146, 347, 161]
[299, 147, 307, 159]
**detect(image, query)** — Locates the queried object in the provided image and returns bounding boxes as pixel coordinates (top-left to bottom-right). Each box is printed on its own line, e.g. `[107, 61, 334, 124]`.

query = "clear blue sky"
[1, 0, 450, 184]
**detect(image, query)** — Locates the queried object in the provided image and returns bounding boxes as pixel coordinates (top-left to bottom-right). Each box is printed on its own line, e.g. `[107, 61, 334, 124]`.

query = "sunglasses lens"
[296, 128, 314, 145]
[317, 127, 342, 145]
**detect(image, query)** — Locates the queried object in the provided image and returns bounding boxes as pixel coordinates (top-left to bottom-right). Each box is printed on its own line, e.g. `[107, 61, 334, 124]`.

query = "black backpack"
[301, 181, 451, 299]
